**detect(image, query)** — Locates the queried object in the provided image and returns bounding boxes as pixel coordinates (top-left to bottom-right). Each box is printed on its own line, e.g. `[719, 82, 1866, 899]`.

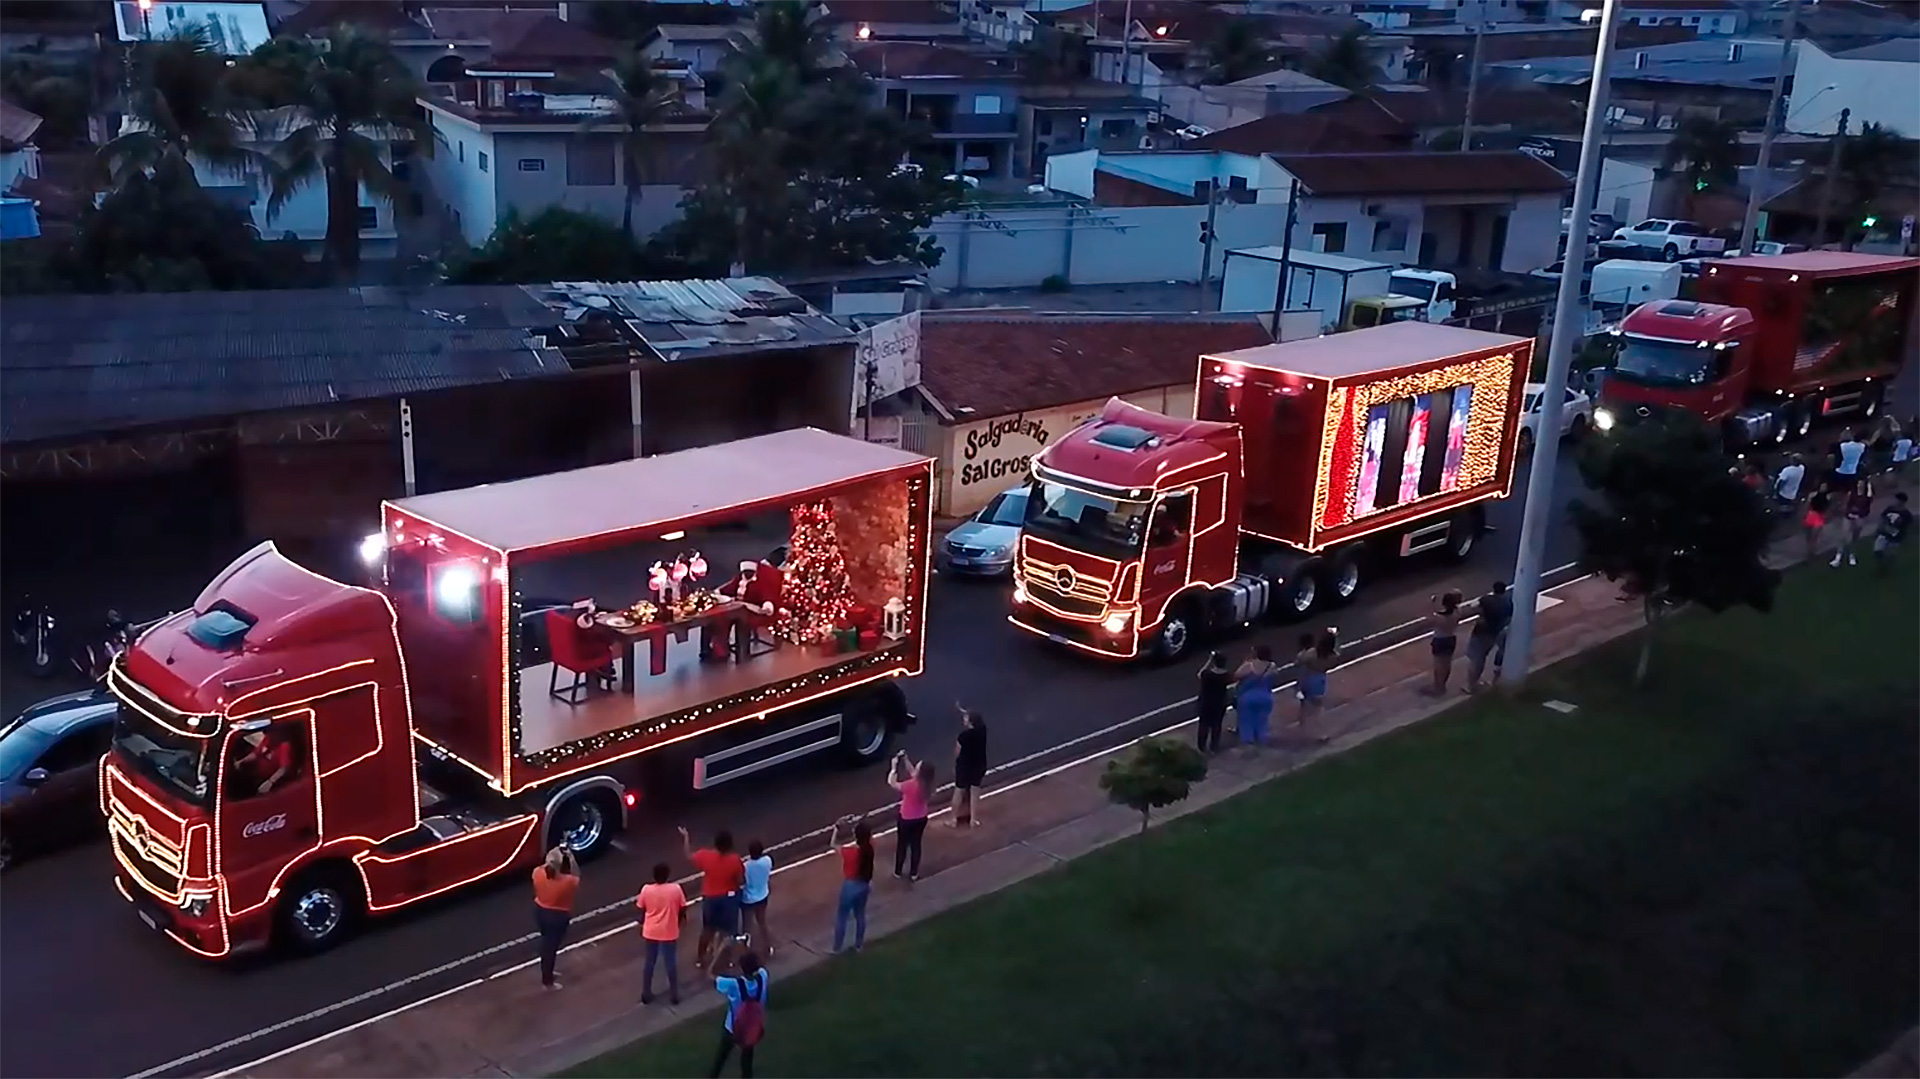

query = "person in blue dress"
[1233, 644, 1280, 749]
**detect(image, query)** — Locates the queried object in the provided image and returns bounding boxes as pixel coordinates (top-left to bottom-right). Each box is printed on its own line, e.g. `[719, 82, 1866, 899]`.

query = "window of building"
[357, 205, 379, 231]
[973, 94, 1002, 114]
[567, 140, 616, 186]
[458, 140, 464, 163]
[477, 151, 489, 173]
[1311, 222, 1348, 253]
[1372, 216, 1409, 252]
[1099, 118, 1135, 139]
[518, 158, 546, 172]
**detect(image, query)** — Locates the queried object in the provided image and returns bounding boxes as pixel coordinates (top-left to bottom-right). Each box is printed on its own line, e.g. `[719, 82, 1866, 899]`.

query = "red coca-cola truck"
[1008, 321, 1531, 661]
[1597, 250, 1919, 445]
[102, 429, 932, 958]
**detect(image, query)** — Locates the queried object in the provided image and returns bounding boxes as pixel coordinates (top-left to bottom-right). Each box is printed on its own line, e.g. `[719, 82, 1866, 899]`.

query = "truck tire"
[838, 699, 895, 766]
[550, 790, 620, 862]
[1516, 426, 1535, 456]
[1325, 546, 1365, 608]
[1277, 559, 1324, 620]
[275, 863, 364, 955]
[1662, 243, 1680, 262]
[1148, 596, 1201, 663]
[1442, 507, 1485, 563]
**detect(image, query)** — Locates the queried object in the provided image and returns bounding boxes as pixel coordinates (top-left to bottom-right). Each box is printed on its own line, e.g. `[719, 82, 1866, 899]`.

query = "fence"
[918, 201, 1292, 291]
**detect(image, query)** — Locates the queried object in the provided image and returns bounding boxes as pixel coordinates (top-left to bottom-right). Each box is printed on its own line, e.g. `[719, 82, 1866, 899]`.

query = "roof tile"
[1271, 150, 1569, 197]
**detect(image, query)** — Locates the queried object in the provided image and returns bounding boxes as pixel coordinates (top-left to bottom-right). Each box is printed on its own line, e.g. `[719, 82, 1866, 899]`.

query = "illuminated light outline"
[224, 659, 376, 716]
[354, 813, 540, 914]
[214, 709, 328, 924]
[109, 661, 220, 736]
[1006, 610, 1138, 659]
[412, 730, 500, 783]
[380, 505, 507, 558]
[111, 874, 232, 959]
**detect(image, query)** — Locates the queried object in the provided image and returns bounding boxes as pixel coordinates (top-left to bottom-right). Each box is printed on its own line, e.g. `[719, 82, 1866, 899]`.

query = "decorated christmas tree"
[776, 500, 856, 644]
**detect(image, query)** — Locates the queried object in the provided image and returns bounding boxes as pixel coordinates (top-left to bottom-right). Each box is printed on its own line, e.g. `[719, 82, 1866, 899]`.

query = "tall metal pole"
[1119, 0, 1133, 89]
[1738, 0, 1798, 255]
[1199, 183, 1221, 313]
[1459, 9, 1487, 152]
[399, 398, 417, 496]
[1813, 107, 1849, 248]
[1500, 0, 1622, 692]
[1270, 178, 1300, 329]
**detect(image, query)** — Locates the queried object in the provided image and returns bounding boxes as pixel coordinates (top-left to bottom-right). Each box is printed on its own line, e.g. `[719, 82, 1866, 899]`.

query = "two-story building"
[1616, 1, 1749, 36]
[1017, 87, 1160, 178]
[851, 41, 1022, 180]
[1788, 37, 1920, 138]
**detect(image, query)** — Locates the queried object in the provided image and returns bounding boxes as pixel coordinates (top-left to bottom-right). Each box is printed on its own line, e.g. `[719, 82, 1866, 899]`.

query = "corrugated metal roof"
[0, 286, 567, 446]
[520, 277, 854, 362]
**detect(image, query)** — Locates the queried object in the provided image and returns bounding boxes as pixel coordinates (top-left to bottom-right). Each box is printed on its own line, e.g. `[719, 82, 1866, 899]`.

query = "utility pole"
[1270, 178, 1300, 331]
[1199, 182, 1221, 313]
[1813, 107, 1850, 248]
[1459, 6, 1487, 152]
[1738, 0, 1798, 255]
[1501, 0, 1623, 693]
[1119, 0, 1133, 89]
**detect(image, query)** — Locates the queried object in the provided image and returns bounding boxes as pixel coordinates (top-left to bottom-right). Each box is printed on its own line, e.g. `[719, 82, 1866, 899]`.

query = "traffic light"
[1694, 178, 1709, 191]
[1862, 214, 1879, 228]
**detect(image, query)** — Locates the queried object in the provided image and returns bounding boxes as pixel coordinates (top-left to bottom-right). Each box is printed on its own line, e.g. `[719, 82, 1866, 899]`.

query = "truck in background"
[1008, 321, 1532, 661]
[1588, 259, 1681, 312]
[1221, 250, 1465, 338]
[102, 429, 929, 958]
[1596, 251, 1919, 447]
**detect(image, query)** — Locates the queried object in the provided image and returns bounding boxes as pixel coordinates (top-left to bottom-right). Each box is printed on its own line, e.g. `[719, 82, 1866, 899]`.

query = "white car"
[1611, 219, 1726, 262]
[1518, 382, 1592, 454]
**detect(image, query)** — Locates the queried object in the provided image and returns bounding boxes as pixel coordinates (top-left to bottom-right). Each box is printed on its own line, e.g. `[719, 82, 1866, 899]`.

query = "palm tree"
[1835, 121, 1906, 249]
[1205, 18, 1274, 85]
[262, 27, 434, 274]
[1303, 28, 1377, 93]
[94, 26, 255, 193]
[1662, 115, 1740, 216]
[706, 58, 804, 272]
[731, 0, 837, 85]
[583, 53, 683, 240]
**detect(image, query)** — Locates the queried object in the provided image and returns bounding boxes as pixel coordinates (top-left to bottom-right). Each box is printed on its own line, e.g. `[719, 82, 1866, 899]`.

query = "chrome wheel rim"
[563, 801, 605, 851]
[1160, 618, 1188, 655]
[851, 715, 886, 757]
[1291, 579, 1316, 612]
[1334, 562, 1360, 598]
[1455, 530, 1475, 556]
[294, 888, 343, 940]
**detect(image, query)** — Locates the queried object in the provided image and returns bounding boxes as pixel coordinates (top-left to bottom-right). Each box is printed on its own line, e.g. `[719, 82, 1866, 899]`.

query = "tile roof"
[275, 0, 428, 37]
[0, 287, 567, 446]
[481, 11, 622, 66]
[1308, 87, 1584, 133]
[1270, 150, 1570, 198]
[850, 41, 1012, 79]
[1190, 112, 1410, 155]
[518, 278, 853, 363]
[918, 314, 1271, 419]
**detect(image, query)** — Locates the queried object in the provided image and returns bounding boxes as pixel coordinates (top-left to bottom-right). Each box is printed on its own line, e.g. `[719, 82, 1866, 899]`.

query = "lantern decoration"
[648, 561, 671, 605]
[881, 596, 907, 640]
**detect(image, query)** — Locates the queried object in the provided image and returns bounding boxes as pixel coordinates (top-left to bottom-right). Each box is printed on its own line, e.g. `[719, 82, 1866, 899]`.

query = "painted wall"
[1790, 42, 1920, 138]
[1595, 156, 1658, 233]
[938, 385, 1196, 516]
[922, 200, 1292, 289]
[423, 111, 499, 247]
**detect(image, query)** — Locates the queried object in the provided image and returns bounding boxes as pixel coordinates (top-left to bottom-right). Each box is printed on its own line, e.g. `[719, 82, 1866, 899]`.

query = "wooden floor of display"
[518, 642, 845, 755]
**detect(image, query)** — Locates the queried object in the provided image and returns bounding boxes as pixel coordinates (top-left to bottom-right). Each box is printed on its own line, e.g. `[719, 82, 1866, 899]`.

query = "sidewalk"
[223, 481, 1911, 1079]
[224, 572, 1644, 1079]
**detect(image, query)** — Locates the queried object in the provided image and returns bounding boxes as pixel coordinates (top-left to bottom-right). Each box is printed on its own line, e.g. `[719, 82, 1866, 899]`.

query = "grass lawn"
[570, 555, 1919, 1078]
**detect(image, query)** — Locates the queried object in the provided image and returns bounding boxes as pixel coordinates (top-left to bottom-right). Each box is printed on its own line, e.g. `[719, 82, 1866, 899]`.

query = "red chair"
[741, 566, 785, 657]
[546, 609, 617, 705]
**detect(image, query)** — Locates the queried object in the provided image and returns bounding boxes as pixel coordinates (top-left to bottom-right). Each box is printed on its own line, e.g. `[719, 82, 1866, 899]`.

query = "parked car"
[1723, 240, 1809, 258]
[939, 485, 1028, 578]
[1518, 382, 1593, 454]
[0, 688, 117, 871]
[1561, 209, 1619, 238]
[1611, 219, 1727, 261]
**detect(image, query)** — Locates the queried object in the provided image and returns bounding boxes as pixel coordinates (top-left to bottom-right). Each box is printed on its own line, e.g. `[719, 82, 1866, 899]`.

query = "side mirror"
[22, 767, 49, 786]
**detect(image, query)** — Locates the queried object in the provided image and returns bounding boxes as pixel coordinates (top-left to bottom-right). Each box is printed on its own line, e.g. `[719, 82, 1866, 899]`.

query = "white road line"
[148, 562, 1587, 1079]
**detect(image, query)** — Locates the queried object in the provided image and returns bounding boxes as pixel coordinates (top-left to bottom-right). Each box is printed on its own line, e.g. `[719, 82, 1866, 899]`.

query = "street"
[1, 453, 1585, 1079]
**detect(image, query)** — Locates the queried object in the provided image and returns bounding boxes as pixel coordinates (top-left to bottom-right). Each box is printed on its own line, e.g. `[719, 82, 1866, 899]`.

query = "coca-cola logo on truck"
[242, 813, 288, 838]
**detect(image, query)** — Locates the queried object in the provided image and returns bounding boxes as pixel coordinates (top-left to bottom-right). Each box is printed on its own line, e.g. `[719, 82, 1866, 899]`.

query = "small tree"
[1569, 411, 1780, 686]
[444, 207, 656, 284]
[1099, 738, 1209, 836]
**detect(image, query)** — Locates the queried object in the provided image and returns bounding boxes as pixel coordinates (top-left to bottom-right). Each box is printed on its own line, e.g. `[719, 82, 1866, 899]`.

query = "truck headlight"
[1102, 611, 1131, 634]
[180, 892, 213, 918]
[1012, 582, 1028, 604]
[1593, 408, 1615, 431]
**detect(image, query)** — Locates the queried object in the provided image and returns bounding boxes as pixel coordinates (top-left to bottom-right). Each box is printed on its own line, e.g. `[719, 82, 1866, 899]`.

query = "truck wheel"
[1516, 427, 1535, 456]
[1442, 507, 1485, 563]
[276, 865, 363, 955]
[838, 703, 895, 766]
[551, 791, 619, 862]
[1149, 599, 1200, 663]
[1326, 548, 1365, 608]
[1662, 243, 1680, 261]
[1279, 560, 1323, 619]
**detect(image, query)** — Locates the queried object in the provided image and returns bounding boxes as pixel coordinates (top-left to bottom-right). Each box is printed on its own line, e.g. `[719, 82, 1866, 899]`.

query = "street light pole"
[1738, 0, 1799, 255]
[1500, 0, 1623, 693]
[1460, 9, 1487, 152]
[1813, 107, 1850, 248]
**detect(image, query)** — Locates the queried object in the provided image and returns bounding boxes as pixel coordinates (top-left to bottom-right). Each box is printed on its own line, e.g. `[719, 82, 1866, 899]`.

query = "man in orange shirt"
[636, 862, 687, 1005]
[678, 826, 745, 969]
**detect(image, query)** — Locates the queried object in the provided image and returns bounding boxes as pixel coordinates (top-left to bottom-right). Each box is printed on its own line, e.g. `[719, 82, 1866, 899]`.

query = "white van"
[1588, 259, 1681, 311]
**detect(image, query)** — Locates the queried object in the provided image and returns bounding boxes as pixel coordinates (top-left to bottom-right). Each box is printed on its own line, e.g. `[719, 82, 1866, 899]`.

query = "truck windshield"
[111, 704, 216, 806]
[1613, 335, 1718, 387]
[1023, 481, 1150, 560]
[1389, 274, 1435, 302]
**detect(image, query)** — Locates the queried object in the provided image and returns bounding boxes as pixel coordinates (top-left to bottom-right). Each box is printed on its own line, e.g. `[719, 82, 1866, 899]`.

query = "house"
[908, 313, 1272, 515]
[1188, 110, 1413, 155]
[1592, 136, 1832, 233]
[1494, 36, 1795, 126]
[820, 0, 969, 43]
[852, 42, 1022, 180]
[1755, 0, 1920, 54]
[1303, 85, 1585, 149]
[1047, 1, 1385, 101]
[956, 0, 1039, 46]
[416, 13, 711, 246]
[0, 100, 43, 196]
[1617, 1, 1750, 36]
[1788, 37, 1920, 137]
[1156, 69, 1353, 132]
[1399, 20, 1698, 88]
[1017, 89, 1160, 178]
[641, 23, 741, 83]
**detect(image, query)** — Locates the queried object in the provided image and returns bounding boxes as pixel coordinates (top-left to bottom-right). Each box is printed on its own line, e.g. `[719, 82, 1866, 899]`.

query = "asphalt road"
[1, 453, 1587, 1079]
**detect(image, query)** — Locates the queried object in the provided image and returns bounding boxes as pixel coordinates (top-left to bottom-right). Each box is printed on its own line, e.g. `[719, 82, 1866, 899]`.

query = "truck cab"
[1595, 300, 1762, 441]
[1343, 295, 1428, 331]
[1388, 269, 1458, 324]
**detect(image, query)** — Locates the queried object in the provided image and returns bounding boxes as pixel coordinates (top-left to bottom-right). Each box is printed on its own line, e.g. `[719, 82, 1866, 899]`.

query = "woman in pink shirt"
[888, 751, 933, 882]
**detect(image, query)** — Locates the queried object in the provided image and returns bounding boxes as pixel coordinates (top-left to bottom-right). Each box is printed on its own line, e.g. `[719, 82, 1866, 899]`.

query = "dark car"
[0, 688, 117, 871]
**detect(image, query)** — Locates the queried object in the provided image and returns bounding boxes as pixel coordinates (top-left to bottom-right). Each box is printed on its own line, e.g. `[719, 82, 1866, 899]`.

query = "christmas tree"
[775, 500, 856, 644]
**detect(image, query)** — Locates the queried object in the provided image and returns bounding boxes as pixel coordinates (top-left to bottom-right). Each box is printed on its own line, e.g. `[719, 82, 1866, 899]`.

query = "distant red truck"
[1599, 250, 1919, 446]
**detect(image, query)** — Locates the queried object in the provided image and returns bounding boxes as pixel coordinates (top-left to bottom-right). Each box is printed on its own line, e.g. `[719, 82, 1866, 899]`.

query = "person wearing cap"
[716, 560, 784, 659]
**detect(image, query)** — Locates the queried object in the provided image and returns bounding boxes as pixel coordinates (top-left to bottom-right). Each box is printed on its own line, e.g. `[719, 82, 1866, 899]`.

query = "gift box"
[816, 634, 843, 656]
[857, 629, 881, 650]
[846, 603, 880, 632]
[834, 626, 861, 652]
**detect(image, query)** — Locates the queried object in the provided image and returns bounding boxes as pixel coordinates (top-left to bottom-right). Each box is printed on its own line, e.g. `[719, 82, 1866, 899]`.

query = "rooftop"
[849, 41, 1014, 79]
[1270, 150, 1570, 198]
[1710, 250, 1920, 278]
[1497, 37, 1793, 89]
[1314, 86, 1586, 133]
[519, 278, 853, 364]
[1225, 248, 1395, 275]
[917, 313, 1271, 420]
[472, 11, 622, 69]
[1836, 36, 1920, 61]
[1213, 320, 1529, 381]
[1189, 111, 1409, 155]
[0, 99, 43, 150]
[0, 286, 565, 446]
[389, 427, 928, 553]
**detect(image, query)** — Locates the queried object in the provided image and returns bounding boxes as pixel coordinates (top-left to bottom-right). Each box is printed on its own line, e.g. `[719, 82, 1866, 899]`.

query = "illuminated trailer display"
[102, 428, 931, 958]
[1009, 321, 1531, 661]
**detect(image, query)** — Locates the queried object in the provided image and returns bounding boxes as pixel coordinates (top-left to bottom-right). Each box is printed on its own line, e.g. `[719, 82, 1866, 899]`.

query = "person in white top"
[1772, 455, 1806, 507]
[1833, 430, 1868, 490]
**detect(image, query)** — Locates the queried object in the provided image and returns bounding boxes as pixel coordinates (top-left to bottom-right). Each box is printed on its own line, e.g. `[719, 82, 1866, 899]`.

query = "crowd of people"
[1743, 416, 1914, 572]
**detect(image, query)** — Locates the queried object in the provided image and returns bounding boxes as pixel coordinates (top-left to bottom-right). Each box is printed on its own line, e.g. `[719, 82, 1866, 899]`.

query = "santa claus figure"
[718, 560, 784, 615]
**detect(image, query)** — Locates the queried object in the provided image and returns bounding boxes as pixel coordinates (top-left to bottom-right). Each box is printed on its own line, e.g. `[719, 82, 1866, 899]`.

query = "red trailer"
[1599, 250, 1919, 445]
[1009, 321, 1531, 661]
[102, 429, 932, 958]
